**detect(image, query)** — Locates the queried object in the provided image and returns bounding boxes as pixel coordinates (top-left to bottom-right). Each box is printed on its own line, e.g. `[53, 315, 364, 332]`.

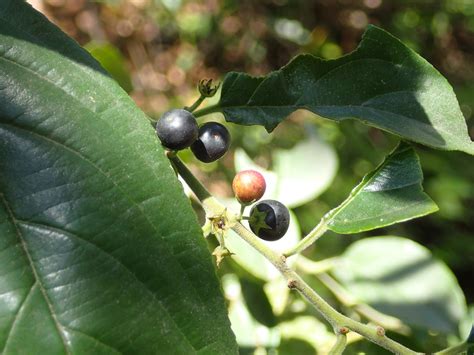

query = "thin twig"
[329, 333, 347, 355]
[284, 217, 329, 257]
[316, 272, 411, 335]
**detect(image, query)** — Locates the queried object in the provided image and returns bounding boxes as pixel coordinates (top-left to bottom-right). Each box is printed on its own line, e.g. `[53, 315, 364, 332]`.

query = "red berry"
[232, 170, 266, 204]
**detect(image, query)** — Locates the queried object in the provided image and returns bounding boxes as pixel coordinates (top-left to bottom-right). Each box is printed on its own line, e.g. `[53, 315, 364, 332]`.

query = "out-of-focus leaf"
[85, 42, 133, 93]
[240, 279, 277, 328]
[468, 325, 474, 343]
[345, 341, 392, 355]
[264, 278, 291, 317]
[333, 237, 467, 336]
[272, 135, 337, 207]
[327, 142, 438, 234]
[278, 338, 315, 355]
[278, 316, 335, 353]
[234, 134, 337, 208]
[222, 274, 279, 348]
[214, 26, 474, 155]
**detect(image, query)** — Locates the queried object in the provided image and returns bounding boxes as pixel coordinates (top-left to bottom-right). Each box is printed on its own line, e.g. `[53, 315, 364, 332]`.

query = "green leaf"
[85, 42, 133, 93]
[327, 142, 438, 234]
[333, 237, 467, 336]
[278, 316, 335, 352]
[0, 2, 236, 354]
[278, 338, 316, 355]
[221, 274, 279, 349]
[213, 25, 474, 155]
[240, 279, 277, 328]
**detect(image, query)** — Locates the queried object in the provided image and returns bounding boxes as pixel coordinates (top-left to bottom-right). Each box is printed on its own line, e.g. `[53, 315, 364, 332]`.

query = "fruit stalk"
[185, 96, 206, 113]
[169, 155, 421, 355]
[284, 216, 329, 257]
[193, 104, 221, 118]
[328, 333, 347, 354]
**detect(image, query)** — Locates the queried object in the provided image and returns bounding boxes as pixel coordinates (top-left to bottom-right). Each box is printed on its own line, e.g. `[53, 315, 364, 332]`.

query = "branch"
[296, 255, 339, 274]
[284, 217, 329, 257]
[433, 341, 471, 355]
[193, 104, 222, 118]
[315, 272, 410, 335]
[169, 155, 421, 355]
[329, 333, 347, 355]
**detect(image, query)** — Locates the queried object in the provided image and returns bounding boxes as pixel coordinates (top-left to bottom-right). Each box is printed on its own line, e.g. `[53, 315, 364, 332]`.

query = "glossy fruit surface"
[156, 109, 198, 150]
[232, 170, 266, 204]
[191, 122, 231, 162]
[249, 199, 290, 241]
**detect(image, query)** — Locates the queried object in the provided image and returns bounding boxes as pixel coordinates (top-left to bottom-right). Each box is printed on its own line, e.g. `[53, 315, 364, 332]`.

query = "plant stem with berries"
[168, 154, 424, 355]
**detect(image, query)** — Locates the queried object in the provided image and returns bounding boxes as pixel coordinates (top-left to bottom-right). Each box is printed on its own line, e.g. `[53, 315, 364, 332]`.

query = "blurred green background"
[30, 0, 474, 353]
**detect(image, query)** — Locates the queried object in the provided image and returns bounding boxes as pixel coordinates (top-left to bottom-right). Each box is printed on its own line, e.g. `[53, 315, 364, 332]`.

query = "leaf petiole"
[193, 104, 222, 118]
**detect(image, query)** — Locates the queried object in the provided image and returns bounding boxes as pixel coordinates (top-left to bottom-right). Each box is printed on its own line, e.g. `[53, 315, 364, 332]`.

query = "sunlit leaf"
[85, 42, 133, 93]
[214, 26, 474, 154]
[278, 316, 335, 353]
[222, 274, 279, 348]
[333, 237, 467, 335]
[327, 142, 438, 234]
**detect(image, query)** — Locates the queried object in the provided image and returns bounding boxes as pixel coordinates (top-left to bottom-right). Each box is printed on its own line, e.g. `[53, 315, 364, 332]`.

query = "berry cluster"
[156, 108, 289, 241]
[233, 170, 290, 241]
[156, 109, 231, 163]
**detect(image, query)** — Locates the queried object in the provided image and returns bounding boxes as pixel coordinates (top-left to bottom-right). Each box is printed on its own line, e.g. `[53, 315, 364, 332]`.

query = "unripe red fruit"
[232, 170, 266, 204]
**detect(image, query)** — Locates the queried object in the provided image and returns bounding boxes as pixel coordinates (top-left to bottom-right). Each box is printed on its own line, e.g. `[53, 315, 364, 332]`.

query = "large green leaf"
[327, 142, 438, 234]
[333, 237, 467, 336]
[210, 25, 474, 155]
[0, 1, 236, 354]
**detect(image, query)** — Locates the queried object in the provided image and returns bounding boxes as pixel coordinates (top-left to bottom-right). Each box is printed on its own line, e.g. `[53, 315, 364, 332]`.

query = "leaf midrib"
[329, 197, 435, 228]
[221, 101, 453, 148]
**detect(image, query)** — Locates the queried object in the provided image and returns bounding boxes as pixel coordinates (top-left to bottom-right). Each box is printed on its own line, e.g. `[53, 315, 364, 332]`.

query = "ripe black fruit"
[156, 109, 198, 150]
[249, 200, 290, 241]
[191, 122, 231, 163]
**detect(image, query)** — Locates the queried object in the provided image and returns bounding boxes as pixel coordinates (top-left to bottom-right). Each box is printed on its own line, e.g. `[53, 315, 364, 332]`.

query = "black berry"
[156, 109, 198, 150]
[191, 122, 231, 163]
[249, 200, 290, 241]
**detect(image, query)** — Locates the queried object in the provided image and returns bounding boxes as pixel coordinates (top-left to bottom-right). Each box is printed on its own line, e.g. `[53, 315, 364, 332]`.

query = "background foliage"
[26, 0, 474, 353]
